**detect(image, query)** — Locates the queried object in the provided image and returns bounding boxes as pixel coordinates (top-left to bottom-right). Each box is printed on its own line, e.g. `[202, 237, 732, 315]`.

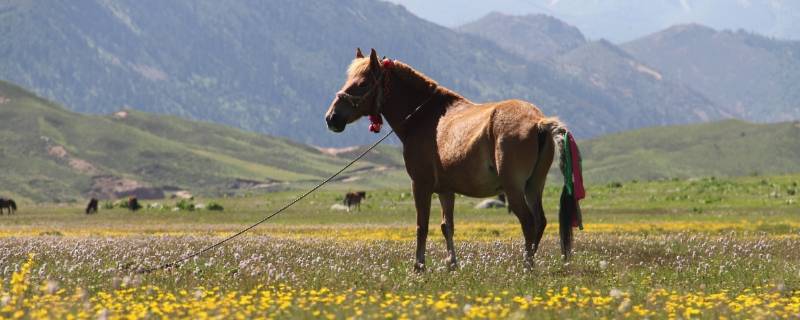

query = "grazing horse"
[343, 191, 367, 212]
[0, 198, 17, 215]
[325, 48, 583, 270]
[86, 198, 99, 214]
[128, 197, 141, 212]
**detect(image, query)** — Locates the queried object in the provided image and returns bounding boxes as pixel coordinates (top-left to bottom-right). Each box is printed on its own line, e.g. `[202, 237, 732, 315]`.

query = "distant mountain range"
[623, 24, 800, 121]
[0, 80, 405, 203]
[459, 13, 727, 129]
[1, 0, 774, 147]
[388, 0, 800, 42]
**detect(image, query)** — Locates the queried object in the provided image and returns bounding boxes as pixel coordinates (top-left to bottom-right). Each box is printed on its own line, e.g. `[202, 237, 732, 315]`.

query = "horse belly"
[436, 137, 501, 197]
[445, 164, 501, 198]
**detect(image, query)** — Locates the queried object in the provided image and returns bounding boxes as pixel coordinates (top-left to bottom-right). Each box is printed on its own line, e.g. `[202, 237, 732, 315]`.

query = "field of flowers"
[1, 175, 799, 318]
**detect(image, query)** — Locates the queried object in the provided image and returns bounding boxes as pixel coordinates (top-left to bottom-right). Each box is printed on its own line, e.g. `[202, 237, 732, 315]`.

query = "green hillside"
[580, 119, 800, 182]
[0, 80, 406, 203]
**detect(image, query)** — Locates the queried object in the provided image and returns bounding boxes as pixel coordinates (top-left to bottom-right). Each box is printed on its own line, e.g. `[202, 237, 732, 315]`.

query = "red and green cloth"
[560, 132, 584, 230]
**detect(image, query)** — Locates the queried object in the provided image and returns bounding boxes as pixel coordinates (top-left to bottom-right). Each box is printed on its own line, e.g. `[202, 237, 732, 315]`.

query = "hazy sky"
[386, 0, 800, 42]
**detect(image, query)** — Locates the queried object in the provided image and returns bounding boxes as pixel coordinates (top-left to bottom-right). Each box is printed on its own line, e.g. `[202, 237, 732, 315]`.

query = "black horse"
[85, 198, 99, 214]
[0, 198, 17, 215]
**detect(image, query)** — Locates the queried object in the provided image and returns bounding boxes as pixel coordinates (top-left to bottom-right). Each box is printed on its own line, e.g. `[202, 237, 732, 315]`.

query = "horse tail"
[537, 117, 574, 259]
[10, 200, 16, 211]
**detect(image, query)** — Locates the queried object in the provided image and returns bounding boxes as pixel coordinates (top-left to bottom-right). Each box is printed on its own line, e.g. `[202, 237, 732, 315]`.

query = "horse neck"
[380, 72, 460, 141]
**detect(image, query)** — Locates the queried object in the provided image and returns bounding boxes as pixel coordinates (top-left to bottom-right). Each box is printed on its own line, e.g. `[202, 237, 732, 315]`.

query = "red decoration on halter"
[368, 114, 383, 133]
[366, 58, 393, 133]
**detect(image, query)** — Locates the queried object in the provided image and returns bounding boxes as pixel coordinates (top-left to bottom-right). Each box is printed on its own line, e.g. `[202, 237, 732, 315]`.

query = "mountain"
[579, 119, 800, 182]
[554, 40, 723, 126]
[459, 13, 726, 127]
[623, 24, 800, 121]
[0, 0, 725, 147]
[458, 12, 586, 62]
[0, 80, 405, 203]
[387, 0, 800, 42]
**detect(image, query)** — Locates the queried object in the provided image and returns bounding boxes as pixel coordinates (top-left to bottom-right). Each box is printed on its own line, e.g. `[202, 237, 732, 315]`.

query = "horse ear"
[355, 48, 364, 58]
[369, 48, 380, 72]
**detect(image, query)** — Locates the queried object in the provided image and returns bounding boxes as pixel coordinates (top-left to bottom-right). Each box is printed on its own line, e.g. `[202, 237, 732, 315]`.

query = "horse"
[128, 197, 141, 212]
[85, 198, 99, 214]
[343, 191, 367, 212]
[325, 48, 583, 271]
[0, 198, 17, 215]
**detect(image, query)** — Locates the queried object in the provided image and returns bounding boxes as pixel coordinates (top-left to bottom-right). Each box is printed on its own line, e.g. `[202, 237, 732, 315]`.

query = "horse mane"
[347, 58, 465, 101]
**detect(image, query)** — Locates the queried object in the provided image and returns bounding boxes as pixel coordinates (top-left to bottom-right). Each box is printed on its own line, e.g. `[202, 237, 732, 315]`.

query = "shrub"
[207, 202, 224, 211]
[176, 199, 195, 211]
[103, 201, 114, 209]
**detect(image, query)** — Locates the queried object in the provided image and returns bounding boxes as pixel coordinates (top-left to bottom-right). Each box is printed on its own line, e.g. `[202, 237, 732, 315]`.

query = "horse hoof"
[447, 261, 459, 271]
[413, 262, 425, 273]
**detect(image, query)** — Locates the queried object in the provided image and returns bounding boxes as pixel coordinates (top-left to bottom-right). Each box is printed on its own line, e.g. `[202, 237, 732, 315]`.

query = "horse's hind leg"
[525, 133, 554, 255]
[497, 136, 541, 267]
[438, 192, 457, 269]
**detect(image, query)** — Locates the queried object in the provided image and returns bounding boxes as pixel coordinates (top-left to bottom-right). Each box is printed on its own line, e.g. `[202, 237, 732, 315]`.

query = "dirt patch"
[46, 145, 100, 174]
[113, 110, 129, 119]
[228, 178, 279, 190]
[68, 158, 99, 175]
[0, 96, 9, 105]
[47, 145, 68, 158]
[315, 146, 361, 157]
[88, 175, 164, 200]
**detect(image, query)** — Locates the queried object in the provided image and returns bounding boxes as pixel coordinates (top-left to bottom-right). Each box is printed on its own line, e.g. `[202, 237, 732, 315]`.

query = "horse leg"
[412, 183, 432, 272]
[504, 187, 537, 267]
[525, 135, 554, 256]
[438, 192, 457, 269]
[496, 137, 540, 267]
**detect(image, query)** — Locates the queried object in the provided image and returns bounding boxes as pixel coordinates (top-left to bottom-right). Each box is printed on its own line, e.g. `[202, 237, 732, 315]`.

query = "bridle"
[335, 59, 395, 132]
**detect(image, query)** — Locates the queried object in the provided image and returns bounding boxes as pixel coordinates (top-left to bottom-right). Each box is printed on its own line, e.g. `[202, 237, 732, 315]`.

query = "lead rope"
[137, 88, 437, 274]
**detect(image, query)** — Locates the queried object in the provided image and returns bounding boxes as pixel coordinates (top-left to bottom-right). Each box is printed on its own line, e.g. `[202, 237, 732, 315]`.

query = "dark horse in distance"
[0, 198, 17, 215]
[325, 49, 584, 271]
[343, 191, 367, 212]
[86, 198, 99, 214]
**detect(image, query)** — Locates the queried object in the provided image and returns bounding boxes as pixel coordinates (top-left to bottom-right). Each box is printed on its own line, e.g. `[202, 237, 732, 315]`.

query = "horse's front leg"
[412, 183, 432, 272]
[439, 192, 457, 269]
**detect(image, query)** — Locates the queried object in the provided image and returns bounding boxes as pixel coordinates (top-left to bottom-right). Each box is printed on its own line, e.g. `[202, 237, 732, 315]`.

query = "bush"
[176, 199, 195, 211]
[207, 202, 224, 211]
[103, 201, 114, 209]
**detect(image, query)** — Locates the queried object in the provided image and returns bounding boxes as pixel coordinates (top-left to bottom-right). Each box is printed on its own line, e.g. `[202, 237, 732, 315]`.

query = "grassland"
[1, 174, 799, 318]
[579, 119, 800, 182]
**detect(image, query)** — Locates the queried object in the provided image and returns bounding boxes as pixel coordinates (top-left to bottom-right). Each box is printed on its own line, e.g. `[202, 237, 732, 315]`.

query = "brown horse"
[325, 48, 578, 270]
[343, 191, 367, 212]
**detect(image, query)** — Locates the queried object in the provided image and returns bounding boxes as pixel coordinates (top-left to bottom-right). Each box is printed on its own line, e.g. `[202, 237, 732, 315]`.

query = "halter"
[335, 58, 395, 133]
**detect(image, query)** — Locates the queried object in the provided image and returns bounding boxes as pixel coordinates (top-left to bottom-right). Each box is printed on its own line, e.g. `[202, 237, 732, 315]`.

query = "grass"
[579, 119, 800, 182]
[1, 174, 799, 318]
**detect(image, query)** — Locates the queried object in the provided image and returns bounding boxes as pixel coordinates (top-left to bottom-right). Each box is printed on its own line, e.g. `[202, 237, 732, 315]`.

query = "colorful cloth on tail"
[562, 132, 584, 230]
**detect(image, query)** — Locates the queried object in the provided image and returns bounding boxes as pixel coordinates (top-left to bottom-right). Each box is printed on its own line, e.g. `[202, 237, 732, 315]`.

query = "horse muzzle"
[326, 113, 346, 133]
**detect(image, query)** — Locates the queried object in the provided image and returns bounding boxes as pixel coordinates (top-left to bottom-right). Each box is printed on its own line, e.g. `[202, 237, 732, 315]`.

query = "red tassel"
[368, 114, 382, 133]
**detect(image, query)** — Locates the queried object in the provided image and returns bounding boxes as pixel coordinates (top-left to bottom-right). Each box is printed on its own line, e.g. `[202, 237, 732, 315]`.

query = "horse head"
[325, 48, 386, 133]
